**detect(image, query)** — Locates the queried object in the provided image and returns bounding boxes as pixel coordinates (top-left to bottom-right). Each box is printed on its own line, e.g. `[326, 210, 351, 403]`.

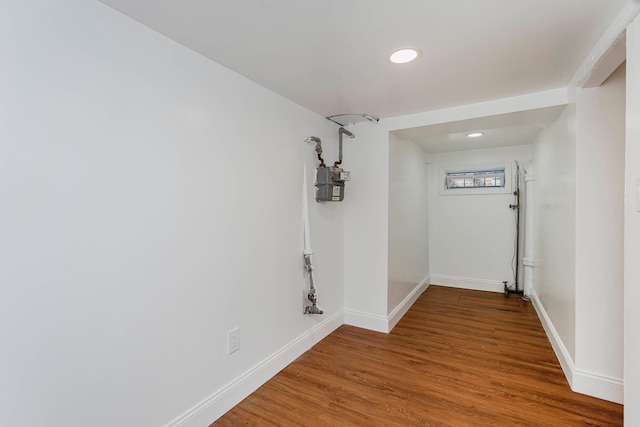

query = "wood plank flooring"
[212, 285, 623, 426]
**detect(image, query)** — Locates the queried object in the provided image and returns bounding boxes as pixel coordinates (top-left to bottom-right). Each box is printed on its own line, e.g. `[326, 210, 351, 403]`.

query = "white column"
[625, 15, 640, 426]
[522, 162, 535, 297]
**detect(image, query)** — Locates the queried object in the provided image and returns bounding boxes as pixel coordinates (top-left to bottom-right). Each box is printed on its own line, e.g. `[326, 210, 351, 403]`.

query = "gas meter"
[305, 127, 354, 202]
[315, 166, 351, 202]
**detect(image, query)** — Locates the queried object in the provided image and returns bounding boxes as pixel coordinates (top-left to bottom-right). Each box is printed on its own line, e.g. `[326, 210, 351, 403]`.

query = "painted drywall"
[532, 105, 577, 362]
[0, 1, 344, 426]
[532, 49, 626, 405]
[342, 123, 390, 331]
[528, 3, 640, 405]
[625, 16, 640, 426]
[574, 63, 625, 390]
[388, 135, 429, 313]
[428, 145, 532, 292]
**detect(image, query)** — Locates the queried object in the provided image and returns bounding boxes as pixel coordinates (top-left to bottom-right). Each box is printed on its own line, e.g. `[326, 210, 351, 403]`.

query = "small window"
[445, 168, 505, 190]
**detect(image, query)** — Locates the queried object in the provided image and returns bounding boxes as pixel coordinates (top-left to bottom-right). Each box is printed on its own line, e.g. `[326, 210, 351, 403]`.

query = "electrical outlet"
[227, 327, 240, 354]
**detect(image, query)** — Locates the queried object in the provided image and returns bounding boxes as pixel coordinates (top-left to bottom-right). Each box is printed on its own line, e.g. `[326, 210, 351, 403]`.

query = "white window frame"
[439, 163, 513, 196]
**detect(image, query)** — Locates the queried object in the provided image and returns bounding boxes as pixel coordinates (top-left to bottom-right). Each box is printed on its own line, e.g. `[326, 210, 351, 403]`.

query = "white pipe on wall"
[302, 164, 312, 256]
[523, 162, 535, 296]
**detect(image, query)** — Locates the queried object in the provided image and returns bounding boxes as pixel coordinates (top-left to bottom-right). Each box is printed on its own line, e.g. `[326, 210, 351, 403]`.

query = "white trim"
[522, 257, 539, 267]
[571, 0, 640, 88]
[387, 276, 430, 332]
[430, 274, 504, 293]
[343, 308, 389, 333]
[573, 369, 623, 404]
[529, 291, 624, 404]
[165, 310, 344, 427]
[530, 290, 575, 388]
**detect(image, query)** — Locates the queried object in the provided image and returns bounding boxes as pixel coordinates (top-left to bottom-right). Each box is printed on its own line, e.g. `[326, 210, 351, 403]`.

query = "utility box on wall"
[305, 127, 354, 202]
[315, 166, 351, 202]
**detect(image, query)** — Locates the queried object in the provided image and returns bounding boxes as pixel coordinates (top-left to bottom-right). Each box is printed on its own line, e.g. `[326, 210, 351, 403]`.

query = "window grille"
[445, 168, 505, 190]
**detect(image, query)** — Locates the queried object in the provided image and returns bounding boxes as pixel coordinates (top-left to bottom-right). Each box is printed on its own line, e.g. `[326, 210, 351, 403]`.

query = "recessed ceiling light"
[467, 132, 484, 138]
[389, 48, 419, 64]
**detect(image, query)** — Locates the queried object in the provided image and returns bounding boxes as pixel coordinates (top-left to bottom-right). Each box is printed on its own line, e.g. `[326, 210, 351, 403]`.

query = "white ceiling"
[99, 0, 626, 151]
[392, 105, 566, 153]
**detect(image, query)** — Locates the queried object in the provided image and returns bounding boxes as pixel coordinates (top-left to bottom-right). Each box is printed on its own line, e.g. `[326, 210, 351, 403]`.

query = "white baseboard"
[530, 290, 623, 404]
[165, 310, 344, 427]
[530, 290, 575, 387]
[573, 369, 623, 404]
[344, 275, 430, 333]
[387, 276, 429, 332]
[430, 274, 504, 293]
[343, 308, 388, 333]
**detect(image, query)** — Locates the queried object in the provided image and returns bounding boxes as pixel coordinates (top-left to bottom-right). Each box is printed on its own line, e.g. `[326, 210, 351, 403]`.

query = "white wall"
[428, 146, 531, 292]
[342, 123, 390, 331]
[387, 135, 429, 313]
[532, 104, 577, 361]
[0, 1, 344, 426]
[574, 63, 625, 396]
[532, 59, 626, 405]
[625, 16, 640, 426]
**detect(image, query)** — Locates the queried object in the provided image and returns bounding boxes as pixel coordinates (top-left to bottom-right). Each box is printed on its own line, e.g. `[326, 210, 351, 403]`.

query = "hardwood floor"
[212, 286, 623, 426]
